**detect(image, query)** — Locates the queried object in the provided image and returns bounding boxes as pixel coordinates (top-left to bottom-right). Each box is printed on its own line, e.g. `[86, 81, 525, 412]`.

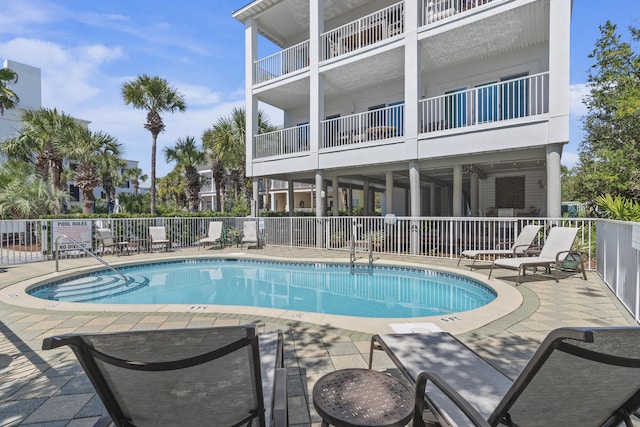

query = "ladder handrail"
[54, 234, 129, 284]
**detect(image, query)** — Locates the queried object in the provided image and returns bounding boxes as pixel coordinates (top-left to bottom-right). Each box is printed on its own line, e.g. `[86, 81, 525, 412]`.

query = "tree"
[0, 160, 69, 219]
[0, 67, 20, 116]
[202, 128, 227, 213]
[121, 74, 186, 214]
[2, 108, 76, 192]
[206, 107, 275, 210]
[572, 22, 640, 200]
[157, 170, 185, 208]
[61, 124, 123, 214]
[123, 167, 147, 196]
[163, 136, 206, 211]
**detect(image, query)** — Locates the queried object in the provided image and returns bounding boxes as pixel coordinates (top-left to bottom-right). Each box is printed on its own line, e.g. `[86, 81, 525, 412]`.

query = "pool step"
[45, 274, 148, 302]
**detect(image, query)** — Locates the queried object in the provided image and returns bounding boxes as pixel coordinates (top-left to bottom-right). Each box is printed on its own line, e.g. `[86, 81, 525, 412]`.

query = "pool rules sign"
[51, 220, 93, 252]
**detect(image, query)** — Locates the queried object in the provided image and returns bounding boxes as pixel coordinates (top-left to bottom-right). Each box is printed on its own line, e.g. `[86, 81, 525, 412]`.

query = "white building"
[1, 59, 141, 208]
[233, 0, 571, 218]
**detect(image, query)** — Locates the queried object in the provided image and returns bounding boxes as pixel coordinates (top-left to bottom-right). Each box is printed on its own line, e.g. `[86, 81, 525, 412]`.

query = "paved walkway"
[0, 246, 637, 426]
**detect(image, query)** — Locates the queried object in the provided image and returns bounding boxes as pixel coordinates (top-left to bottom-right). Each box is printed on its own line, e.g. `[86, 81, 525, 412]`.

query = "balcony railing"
[419, 72, 548, 133]
[321, 1, 405, 61]
[254, 124, 310, 159]
[321, 104, 405, 149]
[254, 40, 310, 84]
[422, 0, 494, 26]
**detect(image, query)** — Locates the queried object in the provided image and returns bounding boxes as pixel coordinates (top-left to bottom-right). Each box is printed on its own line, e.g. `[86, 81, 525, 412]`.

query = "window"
[445, 88, 467, 128]
[475, 82, 498, 123]
[501, 73, 529, 120]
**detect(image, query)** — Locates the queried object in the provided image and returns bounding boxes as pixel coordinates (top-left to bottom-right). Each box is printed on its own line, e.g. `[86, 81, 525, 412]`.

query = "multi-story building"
[233, 0, 570, 218]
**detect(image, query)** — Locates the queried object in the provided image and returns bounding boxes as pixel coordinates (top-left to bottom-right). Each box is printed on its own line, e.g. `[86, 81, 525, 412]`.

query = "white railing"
[321, 104, 404, 149]
[422, 0, 494, 26]
[254, 40, 310, 84]
[597, 220, 640, 323]
[254, 124, 310, 159]
[419, 72, 548, 133]
[321, 1, 405, 61]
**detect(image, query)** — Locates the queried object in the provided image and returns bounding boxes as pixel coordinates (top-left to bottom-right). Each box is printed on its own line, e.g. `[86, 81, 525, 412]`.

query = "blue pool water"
[29, 259, 496, 318]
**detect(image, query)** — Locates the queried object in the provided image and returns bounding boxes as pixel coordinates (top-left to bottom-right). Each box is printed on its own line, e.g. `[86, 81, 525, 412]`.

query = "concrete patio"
[0, 245, 637, 426]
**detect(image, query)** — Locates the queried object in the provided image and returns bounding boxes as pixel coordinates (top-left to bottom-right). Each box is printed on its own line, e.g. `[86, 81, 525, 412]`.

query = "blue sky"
[1, 0, 639, 178]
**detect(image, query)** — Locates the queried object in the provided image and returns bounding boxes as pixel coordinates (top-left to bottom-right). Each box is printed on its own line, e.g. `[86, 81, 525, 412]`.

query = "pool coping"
[0, 252, 523, 335]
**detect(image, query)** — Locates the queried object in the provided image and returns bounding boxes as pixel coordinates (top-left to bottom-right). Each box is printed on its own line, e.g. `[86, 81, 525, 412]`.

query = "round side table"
[313, 368, 415, 427]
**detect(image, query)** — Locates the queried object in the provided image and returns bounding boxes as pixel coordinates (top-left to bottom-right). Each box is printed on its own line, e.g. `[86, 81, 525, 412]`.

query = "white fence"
[254, 124, 310, 158]
[422, 0, 494, 25]
[4, 216, 640, 323]
[419, 72, 549, 133]
[321, 104, 404, 149]
[596, 220, 640, 323]
[254, 40, 310, 84]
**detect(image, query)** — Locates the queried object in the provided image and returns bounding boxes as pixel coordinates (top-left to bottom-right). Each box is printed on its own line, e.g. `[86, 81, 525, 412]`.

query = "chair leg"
[488, 263, 495, 279]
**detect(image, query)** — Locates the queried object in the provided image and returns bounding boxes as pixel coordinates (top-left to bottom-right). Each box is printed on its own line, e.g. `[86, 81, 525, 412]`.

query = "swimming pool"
[28, 259, 497, 318]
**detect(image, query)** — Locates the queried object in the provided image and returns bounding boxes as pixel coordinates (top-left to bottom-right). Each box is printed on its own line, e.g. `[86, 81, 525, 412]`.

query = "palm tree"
[97, 141, 126, 210]
[121, 74, 186, 214]
[123, 167, 147, 196]
[0, 160, 69, 219]
[2, 108, 76, 191]
[0, 67, 20, 116]
[208, 107, 275, 209]
[157, 170, 185, 208]
[61, 125, 123, 214]
[164, 136, 205, 211]
[202, 128, 227, 212]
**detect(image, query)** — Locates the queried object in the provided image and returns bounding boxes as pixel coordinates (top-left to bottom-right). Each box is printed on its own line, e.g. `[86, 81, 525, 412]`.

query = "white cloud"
[570, 83, 590, 117]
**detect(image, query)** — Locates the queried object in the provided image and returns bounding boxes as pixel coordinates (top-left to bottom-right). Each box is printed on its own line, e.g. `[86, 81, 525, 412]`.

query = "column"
[403, 0, 420, 156]
[252, 180, 259, 217]
[245, 18, 258, 216]
[385, 171, 394, 215]
[363, 181, 369, 215]
[409, 160, 421, 255]
[470, 171, 479, 217]
[288, 179, 294, 216]
[315, 169, 325, 249]
[453, 165, 462, 217]
[332, 176, 339, 216]
[546, 144, 562, 218]
[309, 0, 324, 156]
[429, 182, 436, 216]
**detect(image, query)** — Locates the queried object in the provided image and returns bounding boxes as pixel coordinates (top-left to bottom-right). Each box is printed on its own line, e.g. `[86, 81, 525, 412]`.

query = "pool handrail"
[54, 234, 130, 285]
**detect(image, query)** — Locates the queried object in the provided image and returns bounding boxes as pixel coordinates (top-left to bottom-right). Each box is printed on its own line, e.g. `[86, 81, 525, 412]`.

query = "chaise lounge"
[369, 326, 640, 427]
[457, 224, 542, 270]
[197, 221, 224, 250]
[42, 324, 287, 427]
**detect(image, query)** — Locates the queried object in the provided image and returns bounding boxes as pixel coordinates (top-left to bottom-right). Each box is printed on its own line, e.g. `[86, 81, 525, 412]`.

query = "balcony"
[255, 124, 310, 159]
[421, 0, 494, 26]
[419, 72, 548, 133]
[321, 2, 405, 62]
[321, 104, 405, 149]
[254, 40, 310, 84]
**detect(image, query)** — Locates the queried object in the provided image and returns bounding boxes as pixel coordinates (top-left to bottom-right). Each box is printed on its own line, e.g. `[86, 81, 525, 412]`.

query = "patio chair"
[457, 224, 542, 270]
[42, 325, 287, 427]
[148, 226, 171, 252]
[488, 226, 586, 285]
[369, 326, 640, 427]
[242, 221, 261, 249]
[96, 228, 129, 257]
[197, 221, 224, 250]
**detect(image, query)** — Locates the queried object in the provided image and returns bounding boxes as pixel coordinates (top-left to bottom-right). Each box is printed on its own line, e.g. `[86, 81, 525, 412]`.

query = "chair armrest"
[524, 245, 543, 256]
[272, 367, 288, 427]
[415, 371, 490, 427]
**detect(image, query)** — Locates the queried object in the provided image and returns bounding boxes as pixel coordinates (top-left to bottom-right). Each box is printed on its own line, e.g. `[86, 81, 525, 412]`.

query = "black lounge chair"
[369, 327, 640, 426]
[43, 325, 287, 427]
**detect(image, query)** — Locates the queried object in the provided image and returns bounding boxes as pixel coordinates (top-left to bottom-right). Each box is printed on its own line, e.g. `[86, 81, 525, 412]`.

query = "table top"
[312, 368, 414, 427]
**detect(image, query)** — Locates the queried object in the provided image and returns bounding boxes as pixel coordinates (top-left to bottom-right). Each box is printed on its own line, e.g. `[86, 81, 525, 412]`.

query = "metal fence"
[3, 215, 639, 324]
[596, 220, 640, 323]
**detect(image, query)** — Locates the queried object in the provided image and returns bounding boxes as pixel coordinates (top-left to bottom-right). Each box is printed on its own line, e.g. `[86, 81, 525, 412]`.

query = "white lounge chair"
[489, 226, 587, 285]
[242, 221, 261, 249]
[198, 222, 224, 250]
[458, 224, 542, 269]
[149, 226, 171, 252]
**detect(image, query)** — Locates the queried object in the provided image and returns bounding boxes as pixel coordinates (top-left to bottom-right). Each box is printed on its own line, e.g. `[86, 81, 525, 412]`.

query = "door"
[388, 101, 404, 137]
[501, 73, 529, 120]
[475, 82, 498, 123]
[445, 88, 467, 129]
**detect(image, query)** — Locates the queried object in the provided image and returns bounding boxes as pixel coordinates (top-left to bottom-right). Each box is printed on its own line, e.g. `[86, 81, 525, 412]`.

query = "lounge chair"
[42, 325, 287, 427]
[457, 224, 542, 269]
[198, 221, 224, 250]
[96, 228, 129, 256]
[369, 326, 640, 427]
[242, 221, 261, 249]
[148, 226, 171, 252]
[488, 226, 586, 285]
